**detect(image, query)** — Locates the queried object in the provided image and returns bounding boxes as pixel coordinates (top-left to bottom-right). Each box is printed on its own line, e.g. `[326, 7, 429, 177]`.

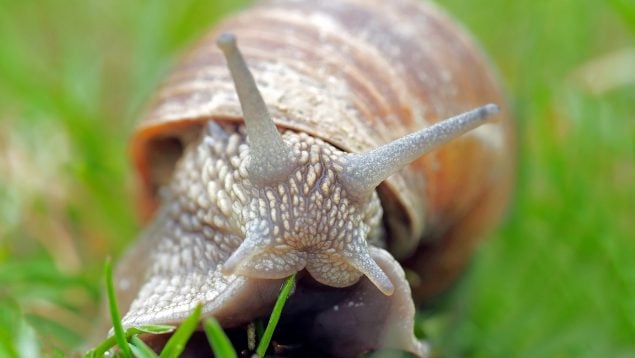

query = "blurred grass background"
[0, 0, 633, 356]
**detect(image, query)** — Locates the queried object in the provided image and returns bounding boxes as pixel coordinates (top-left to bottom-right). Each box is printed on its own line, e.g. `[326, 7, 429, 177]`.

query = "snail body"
[112, 0, 514, 355]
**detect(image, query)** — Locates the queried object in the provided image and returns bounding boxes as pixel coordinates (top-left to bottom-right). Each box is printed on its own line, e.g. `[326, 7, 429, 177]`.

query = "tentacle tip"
[221, 262, 237, 276]
[216, 32, 237, 52]
[482, 103, 500, 116]
[221, 252, 243, 275]
[345, 252, 396, 296]
[376, 278, 395, 296]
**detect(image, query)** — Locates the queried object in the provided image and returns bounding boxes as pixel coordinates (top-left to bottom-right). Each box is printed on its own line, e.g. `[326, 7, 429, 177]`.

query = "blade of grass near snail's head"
[84, 259, 175, 357]
[129, 336, 159, 358]
[256, 274, 296, 357]
[87, 260, 295, 356]
[157, 304, 202, 358]
[203, 318, 238, 358]
[105, 257, 133, 358]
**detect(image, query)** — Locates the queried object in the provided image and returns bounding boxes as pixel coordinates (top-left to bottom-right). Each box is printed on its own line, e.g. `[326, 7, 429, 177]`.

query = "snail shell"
[112, 0, 514, 355]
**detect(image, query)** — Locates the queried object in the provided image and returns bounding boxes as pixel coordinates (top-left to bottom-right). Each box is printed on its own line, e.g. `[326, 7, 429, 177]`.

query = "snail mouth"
[118, 249, 425, 357]
[132, 274, 417, 357]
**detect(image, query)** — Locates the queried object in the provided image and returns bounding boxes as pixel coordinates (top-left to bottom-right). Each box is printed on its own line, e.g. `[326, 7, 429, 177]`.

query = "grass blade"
[203, 318, 237, 358]
[131, 325, 176, 335]
[105, 257, 132, 358]
[129, 336, 159, 358]
[84, 325, 175, 357]
[158, 303, 202, 358]
[256, 274, 296, 357]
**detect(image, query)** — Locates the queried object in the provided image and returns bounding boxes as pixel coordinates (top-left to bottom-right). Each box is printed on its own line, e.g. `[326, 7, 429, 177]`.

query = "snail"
[108, 0, 514, 356]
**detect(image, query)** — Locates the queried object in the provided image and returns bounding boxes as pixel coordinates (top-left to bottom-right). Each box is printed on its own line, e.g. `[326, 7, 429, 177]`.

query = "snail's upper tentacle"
[217, 33, 295, 185]
[341, 104, 500, 200]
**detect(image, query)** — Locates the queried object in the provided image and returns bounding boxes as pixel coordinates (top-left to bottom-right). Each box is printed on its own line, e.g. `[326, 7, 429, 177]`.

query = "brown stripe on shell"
[165, 25, 399, 128]
[235, 12, 412, 127]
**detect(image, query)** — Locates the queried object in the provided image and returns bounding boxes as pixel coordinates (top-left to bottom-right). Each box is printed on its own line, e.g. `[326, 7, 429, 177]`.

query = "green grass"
[256, 274, 296, 357]
[84, 259, 175, 357]
[157, 303, 202, 358]
[85, 259, 295, 357]
[0, 0, 634, 356]
[105, 258, 133, 357]
[203, 318, 238, 358]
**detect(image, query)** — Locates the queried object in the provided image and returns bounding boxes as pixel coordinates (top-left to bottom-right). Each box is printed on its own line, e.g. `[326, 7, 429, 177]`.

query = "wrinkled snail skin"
[111, 0, 514, 356]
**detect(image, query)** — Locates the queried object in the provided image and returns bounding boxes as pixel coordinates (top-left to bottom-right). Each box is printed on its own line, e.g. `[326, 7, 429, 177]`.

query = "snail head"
[216, 33, 499, 296]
